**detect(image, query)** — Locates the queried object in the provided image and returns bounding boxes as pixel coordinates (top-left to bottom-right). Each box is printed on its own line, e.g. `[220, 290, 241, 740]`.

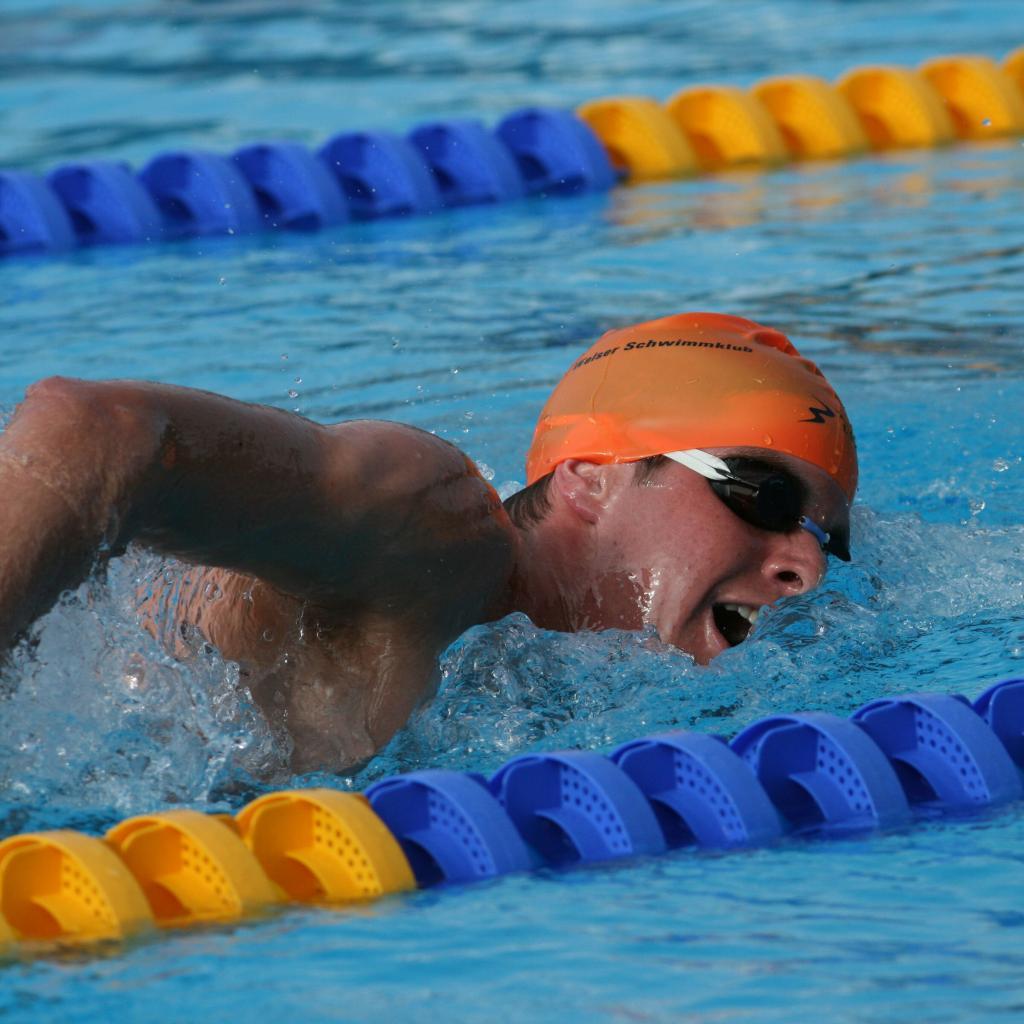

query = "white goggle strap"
[662, 449, 734, 482]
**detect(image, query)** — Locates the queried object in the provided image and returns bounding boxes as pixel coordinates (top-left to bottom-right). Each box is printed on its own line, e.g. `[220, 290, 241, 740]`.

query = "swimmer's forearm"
[0, 376, 358, 645]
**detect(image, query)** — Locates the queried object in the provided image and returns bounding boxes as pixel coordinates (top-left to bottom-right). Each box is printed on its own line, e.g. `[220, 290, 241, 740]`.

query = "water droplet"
[982, 117, 992, 127]
[762, 434, 773, 445]
[287, 389, 298, 399]
[993, 458, 1010, 472]
[280, 353, 288, 361]
[218, 276, 226, 285]
[294, 376, 303, 385]
[261, 629, 275, 642]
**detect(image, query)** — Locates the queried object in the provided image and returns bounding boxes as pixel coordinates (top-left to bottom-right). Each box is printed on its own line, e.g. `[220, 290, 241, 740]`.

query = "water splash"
[0, 548, 285, 835]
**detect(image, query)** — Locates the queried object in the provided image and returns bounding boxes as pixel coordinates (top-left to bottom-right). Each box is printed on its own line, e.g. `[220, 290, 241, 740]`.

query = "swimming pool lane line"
[0, 678, 1021, 954]
[0, 50, 1023, 258]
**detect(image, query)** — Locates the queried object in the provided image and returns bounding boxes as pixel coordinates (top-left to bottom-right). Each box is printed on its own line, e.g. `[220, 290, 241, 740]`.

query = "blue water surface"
[1, 1, 1024, 1021]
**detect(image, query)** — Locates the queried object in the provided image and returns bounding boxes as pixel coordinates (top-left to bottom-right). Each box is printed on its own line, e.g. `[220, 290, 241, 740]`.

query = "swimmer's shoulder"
[318, 420, 518, 612]
[322, 419, 511, 529]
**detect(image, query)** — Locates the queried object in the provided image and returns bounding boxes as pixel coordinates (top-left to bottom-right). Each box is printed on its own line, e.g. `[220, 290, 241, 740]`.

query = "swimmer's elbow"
[14, 378, 171, 522]
[23, 377, 166, 446]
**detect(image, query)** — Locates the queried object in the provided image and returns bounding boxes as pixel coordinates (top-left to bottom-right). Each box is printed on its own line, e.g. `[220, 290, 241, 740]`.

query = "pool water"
[2, 1, 1024, 1020]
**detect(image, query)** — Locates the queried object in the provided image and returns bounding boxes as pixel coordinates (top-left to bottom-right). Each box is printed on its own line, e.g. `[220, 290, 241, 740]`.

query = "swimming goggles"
[664, 449, 851, 561]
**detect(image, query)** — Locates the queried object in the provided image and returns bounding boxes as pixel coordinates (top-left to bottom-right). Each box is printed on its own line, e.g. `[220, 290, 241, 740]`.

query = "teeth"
[723, 603, 760, 626]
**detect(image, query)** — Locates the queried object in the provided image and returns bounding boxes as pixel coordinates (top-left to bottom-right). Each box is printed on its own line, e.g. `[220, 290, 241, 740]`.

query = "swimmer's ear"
[551, 459, 619, 525]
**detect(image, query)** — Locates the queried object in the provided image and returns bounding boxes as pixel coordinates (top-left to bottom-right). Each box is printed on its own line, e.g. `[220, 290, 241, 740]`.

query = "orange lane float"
[664, 85, 789, 169]
[576, 96, 697, 181]
[919, 54, 1024, 138]
[235, 789, 415, 903]
[836, 66, 956, 149]
[751, 74, 869, 160]
[0, 830, 153, 943]
[106, 809, 280, 928]
[1005, 46, 1024, 95]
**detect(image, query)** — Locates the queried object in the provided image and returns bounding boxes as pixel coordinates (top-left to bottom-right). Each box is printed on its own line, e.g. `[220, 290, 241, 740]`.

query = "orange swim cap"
[526, 312, 858, 501]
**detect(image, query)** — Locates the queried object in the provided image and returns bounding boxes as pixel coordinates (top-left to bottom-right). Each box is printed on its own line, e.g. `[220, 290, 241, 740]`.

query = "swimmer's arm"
[0, 376, 511, 647]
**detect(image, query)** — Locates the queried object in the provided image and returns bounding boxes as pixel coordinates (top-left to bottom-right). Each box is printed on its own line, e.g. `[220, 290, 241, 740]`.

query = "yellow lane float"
[920, 54, 1024, 138]
[106, 809, 280, 928]
[235, 789, 414, 903]
[1005, 46, 1024, 95]
[576, 96, 697, 181]
[664, 85, 789, 169]
[752, 74, 869, 159]
[837, 66, 956, 149]
[0, 830, 153, 943]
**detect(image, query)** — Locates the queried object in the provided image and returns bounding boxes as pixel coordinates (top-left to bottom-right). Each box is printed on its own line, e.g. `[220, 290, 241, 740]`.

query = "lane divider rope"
[0, 677, 1022, 953]
[1, 49, 1023, 257]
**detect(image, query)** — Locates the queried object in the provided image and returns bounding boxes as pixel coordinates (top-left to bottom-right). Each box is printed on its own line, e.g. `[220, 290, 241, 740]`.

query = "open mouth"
[712, 603, 760, 647]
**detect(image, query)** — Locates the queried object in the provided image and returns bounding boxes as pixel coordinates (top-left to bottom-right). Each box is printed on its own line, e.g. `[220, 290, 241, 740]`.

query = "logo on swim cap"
[526, 312, 858, 501]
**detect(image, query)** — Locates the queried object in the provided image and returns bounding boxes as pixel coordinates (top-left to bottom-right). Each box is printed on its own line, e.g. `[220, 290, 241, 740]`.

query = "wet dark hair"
[502, 455, 672, 529]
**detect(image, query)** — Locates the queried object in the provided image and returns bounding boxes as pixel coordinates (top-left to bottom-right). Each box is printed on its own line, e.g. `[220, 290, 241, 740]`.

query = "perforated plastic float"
[0, 678, 1022, 953]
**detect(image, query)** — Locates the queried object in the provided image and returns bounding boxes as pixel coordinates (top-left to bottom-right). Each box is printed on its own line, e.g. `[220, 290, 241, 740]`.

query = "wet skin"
[511, 453, 847, 664]
[0, 378, 847, 770]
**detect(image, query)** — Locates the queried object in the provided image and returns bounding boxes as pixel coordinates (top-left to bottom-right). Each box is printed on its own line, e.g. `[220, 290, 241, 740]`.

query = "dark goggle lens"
[707, 458, 852, 561]
[709, 473, 801, 532]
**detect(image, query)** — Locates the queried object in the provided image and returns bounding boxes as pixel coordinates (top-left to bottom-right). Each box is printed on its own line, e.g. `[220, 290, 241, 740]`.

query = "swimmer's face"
[559, 449, 849, 663]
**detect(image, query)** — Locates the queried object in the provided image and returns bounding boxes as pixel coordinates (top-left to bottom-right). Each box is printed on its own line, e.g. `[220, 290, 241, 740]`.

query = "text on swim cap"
[570, 338, 755, 373]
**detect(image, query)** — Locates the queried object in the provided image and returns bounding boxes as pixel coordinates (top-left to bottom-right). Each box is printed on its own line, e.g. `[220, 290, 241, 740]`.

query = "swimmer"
[0, 313, 856, 771]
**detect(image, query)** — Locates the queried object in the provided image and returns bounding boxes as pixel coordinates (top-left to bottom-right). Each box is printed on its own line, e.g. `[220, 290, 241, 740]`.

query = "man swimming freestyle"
[0, 313, 856, 771]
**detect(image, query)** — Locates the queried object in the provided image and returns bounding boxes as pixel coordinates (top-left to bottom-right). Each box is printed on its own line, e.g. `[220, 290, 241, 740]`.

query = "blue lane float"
[365, 769, 533, 886]
[973, 677, 1024, 768]
[0, 171, 75, 254]
[0, 107, 613, 258]
[852, 692, 1023, 809]
[138, 150, 262, 240]
[47, 161, 163, 246]
[496, 107, 618, 195]
[610, 731, 783, 849]
[317, 131, 443, 219]
[352, 681, 1024, 893]
[408, 119, 525, 207]
[729, 711, 912, 835]
[362, 681, 1024, 888]
[233, 142, 349, 231]
[489, 751, 666, 867]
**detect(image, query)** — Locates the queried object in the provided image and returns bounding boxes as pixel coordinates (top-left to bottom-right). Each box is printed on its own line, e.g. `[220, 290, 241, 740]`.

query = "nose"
[760, 529, 827, 596]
